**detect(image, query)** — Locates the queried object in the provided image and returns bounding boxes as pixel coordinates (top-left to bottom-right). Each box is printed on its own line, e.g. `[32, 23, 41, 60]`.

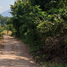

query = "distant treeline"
[0, 14, 10, 26]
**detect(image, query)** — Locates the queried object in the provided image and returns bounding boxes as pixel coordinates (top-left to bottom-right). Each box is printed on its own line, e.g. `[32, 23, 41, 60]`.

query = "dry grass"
[0, 30, 12, 39]
[1, 30, 12, 35]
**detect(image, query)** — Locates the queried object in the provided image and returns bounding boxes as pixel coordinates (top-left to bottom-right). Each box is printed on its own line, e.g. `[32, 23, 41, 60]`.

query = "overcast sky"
[0, 0, 15, 14]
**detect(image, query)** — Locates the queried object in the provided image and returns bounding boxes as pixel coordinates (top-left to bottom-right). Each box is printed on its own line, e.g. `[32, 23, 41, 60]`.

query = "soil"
[0, 35, 36, 67]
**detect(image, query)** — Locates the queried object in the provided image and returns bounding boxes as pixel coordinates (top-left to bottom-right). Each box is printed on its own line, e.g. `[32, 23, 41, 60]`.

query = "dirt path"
[0, 35, 36, 67]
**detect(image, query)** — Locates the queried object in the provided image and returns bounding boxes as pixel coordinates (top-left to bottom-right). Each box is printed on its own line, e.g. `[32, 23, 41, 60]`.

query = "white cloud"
[0, 6, 2, 9]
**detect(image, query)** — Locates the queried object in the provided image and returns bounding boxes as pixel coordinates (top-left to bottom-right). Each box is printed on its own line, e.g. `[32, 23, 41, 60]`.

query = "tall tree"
[29, 0, 67, 10]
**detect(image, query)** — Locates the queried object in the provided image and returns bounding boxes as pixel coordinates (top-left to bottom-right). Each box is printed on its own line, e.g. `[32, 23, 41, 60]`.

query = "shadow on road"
[0, 35, 36, 67]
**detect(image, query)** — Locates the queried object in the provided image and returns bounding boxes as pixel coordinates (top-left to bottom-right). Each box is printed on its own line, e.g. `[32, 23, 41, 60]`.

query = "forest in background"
[0, 14, 10, 26]
[0, 15, 10, 38]
[6, 0, 67, 66]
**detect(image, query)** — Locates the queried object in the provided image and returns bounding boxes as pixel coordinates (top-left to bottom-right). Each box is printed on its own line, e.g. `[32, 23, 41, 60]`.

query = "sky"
[0, 0, 16, 14]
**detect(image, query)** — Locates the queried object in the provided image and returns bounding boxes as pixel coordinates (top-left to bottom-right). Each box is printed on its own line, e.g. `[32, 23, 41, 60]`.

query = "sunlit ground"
[0, 35, 35, 67]
[1, 30, 12, 35]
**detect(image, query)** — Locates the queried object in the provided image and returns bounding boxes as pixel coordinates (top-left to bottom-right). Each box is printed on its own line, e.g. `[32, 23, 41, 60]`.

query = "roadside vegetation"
[6, 0, 67, 67]
[0, 27, 4, 39]
[0, 15, 11, 38]
[0, 15, 10, 26]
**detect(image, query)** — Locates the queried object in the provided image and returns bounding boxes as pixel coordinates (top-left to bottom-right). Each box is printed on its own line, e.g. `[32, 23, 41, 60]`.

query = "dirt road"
[0, 35, 36, 67]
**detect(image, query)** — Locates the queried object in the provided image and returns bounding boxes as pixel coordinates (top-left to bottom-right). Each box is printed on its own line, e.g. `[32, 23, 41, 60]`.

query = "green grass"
[39, 63, 67, 67]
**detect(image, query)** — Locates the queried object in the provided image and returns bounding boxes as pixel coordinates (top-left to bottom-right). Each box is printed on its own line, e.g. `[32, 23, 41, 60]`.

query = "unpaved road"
[0, 35, 36, 67]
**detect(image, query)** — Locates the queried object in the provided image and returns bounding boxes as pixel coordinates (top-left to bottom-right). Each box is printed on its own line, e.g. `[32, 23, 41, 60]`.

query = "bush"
[7, 0, 67, 63]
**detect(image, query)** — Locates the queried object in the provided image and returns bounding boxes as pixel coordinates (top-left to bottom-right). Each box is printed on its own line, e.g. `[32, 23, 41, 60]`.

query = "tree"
[29, 0, 67, 11]
[7, 0, 67, 63]
[0, 14, 10, 27]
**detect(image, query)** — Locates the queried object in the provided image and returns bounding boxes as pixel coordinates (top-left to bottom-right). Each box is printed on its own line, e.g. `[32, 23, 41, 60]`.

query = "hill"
[1, 9, 12, 17]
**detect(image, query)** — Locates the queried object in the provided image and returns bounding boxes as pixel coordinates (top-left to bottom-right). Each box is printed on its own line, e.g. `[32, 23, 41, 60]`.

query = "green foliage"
[19, 25, 27, 36]
[0, 28, 4, 33]
[0, 27, 4, 37]
[29, 0, 67, 11]
[64, 36, 67, 44]
[0, 14, 10, 27]
[7, 0, 67, 63]
[45, 63, 67, 67]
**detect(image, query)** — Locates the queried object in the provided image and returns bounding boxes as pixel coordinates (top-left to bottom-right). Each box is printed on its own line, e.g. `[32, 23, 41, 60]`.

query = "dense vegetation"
[0, 15, 10, 38]
[0, 14, 10, 26]
[7, 0, 67, 64]
[0, 27, 4, 38]
[0, 23, 4, 38]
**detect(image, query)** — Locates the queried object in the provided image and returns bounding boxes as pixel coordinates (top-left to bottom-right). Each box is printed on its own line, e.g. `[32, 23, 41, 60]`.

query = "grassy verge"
[21, 37, 67, 67]
[0, 30, 12, 39]
[36, 62, 67, 67]
[1, 30, 12, 35]
[44, 63, 67, 67]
